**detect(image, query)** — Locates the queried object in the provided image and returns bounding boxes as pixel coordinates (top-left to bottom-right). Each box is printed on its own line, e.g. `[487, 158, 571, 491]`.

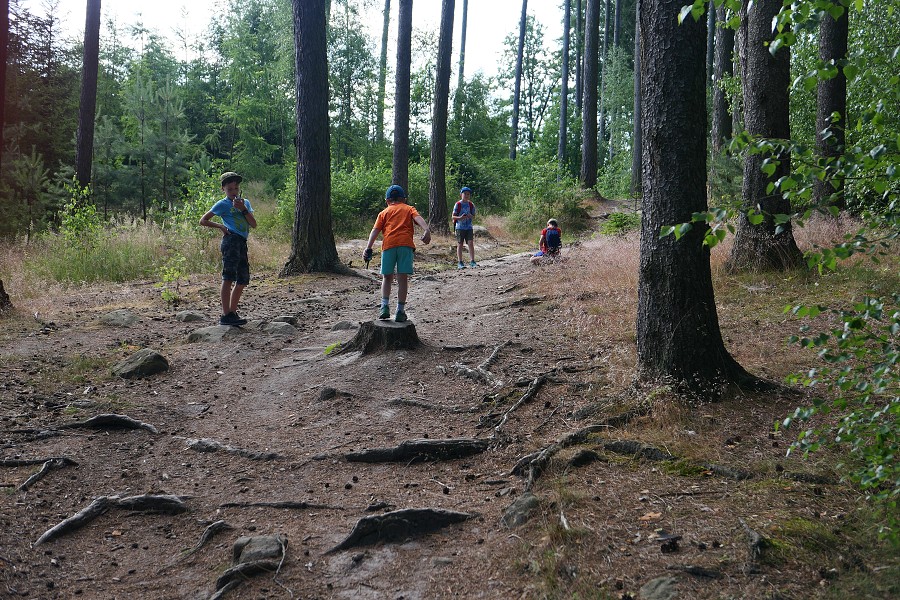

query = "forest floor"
[0, 201, 897, 600]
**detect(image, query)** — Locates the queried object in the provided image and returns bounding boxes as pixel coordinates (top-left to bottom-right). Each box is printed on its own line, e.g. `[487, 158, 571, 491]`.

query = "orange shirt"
[374, 202, 420, 251]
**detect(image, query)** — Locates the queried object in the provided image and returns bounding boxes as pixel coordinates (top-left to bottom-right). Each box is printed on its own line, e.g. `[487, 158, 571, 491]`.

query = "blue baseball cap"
[385, 184, 407, 199]
[460, 187, 473, 194]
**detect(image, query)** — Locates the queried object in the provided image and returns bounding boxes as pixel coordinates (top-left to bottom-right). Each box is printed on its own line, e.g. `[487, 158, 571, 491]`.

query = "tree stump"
[0, 279, 12, 312]
[337, 320, 420, 354]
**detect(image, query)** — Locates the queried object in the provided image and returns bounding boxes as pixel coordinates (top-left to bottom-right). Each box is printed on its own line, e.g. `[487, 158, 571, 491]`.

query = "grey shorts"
[221, 233, 250, 285]
[455, 228, 474, 243]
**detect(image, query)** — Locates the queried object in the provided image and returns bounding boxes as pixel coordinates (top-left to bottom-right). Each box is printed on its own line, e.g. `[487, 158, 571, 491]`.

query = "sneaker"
[378, 305, 390, 320]
[469, 261, 478, 268]
[219, 312, 247, 326]
[457, 262, 466, 270]
[394, 310, 408, 323]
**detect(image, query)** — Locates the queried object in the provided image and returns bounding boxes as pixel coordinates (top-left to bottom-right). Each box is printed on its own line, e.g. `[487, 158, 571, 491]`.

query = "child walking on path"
[199, 171, 257, 326]
[452, 186, 477, 269]
[363, 185, 431, 322]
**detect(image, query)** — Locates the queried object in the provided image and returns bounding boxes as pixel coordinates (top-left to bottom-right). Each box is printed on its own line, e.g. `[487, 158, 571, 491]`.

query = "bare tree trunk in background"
[454, 0, 468, 117]
[376, 0, 390, 144]
[597, 0, 610, 167]
[558, 0, 571, 173]
[727, 0, 803, 272]
[427, 0, 454, 235]
[613, 0, 621, 46]
[75, 0, 101, 188]
[575, 0, 583, 114]
[813, 5, 848, 212]
[392, 0, 412, 191]
[0, 0, 8, 176]
[282, 0, 347, 276]
[706, 2, 714, 87]
[509, 0, 527, 160]
[637, 0, 757, 391]
[579, 0, 600, 189]
[630, 0, 641, 197]
[711, 2, 733, 152]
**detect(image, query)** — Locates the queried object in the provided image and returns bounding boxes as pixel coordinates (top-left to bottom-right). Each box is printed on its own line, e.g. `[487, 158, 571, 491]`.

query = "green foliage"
[507, 160, 588, 236]
[600, 212, 641, 236]
[597, 148, 637, 200]
[59, 183, 103, 247]
[156, 254, 186, 304]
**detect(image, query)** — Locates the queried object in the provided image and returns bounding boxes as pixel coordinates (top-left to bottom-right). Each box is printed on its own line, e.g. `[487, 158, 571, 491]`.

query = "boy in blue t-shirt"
[199, 171, 257, 326]
[452, 187, 477, 269]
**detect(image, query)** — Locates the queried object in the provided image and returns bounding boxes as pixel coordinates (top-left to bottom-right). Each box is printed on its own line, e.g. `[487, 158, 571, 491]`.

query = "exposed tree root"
[666, 564, 724, 579]
[387, 397, 477, 414]
[160, 520, 233, 572]
[603, 440, 675, 461]
[453, 341, 511, 386]
[220, 501, 340, 510]
[185, 438, 280, 461]
[34, 494, 188, 545]
[59, 414, 159, 433]
[326, 508, 472, 553]
[345, 438, 489, 463]
[18, 457, 77, 491]
[210, 560, 280, 600]
[511, 424, 609, 491]
[492, 375, 549, 436]
[1, 456, 77, 467]
[739, 518, 771, 574]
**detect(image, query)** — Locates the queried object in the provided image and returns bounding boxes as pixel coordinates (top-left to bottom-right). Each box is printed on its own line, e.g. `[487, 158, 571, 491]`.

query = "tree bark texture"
[376, 0, 391, 144]
[427, 0, 455, 235]
[711, 2, 733, 152]
[75, 0, 101, 187]
[454, 0, 468, 118]
[509, 0, 528, 160]
[282, 0, 345, 276]
[630, 0, 641, 197]
[579, 0, 600, 188]
[575, 0, 583, 114]
[597, 0, 611, 166]
[392, 0, 412, 191]
[813, 5, 848, 211]
[705, 2, 714, 87]
[637, 0, 752, 388]
[727, 0, 803, 272]
[0, 0, 8, 175]
[558, 0, 571, 170]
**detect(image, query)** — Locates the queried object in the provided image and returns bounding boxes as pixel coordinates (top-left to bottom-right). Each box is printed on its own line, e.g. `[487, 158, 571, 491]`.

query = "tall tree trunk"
[711, 2, 733, 152]
[75, 0, 101, 188]
[637, 0, 754, 390]
[282, 0, 346, 276]
[575, 0, 583, 114]
[727, 0, 803, 272]
[0, 0, 8, 175]
[579, 0, 600, 188]
[705, 2, 714, 87]
[597, 0, 611, 166]
[454, 0, 468, 118]
[510, 0, 528, 160]
[392, 0, 412, 190]
[813, 4, 848, 211]
[376, 0, 391, 144]
[612, 0, 621, 47]
[558, 0, 571, 172]
[427, 0, 455, 235]
[630, 0, 641, 197]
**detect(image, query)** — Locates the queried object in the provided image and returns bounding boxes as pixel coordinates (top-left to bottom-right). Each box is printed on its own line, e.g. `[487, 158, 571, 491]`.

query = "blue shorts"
[221, 232, 250, 285]
[380, 246, 414, 275]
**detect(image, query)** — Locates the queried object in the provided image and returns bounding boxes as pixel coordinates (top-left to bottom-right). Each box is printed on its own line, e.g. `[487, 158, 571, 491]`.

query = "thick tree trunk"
[630, 0, 641, 197]
[0, 279, 11, 312]
[454, 0, 468, 118]
[510, 0, 527, 160]
[579, 0, 600, 188]
[376, 0, 390, 144]
[597, 0, 611, 166]
[282, 0, 347, 276]
[427, 0, 454, 235]
[813, 6, 848, 211]
[637, 0, 754, 389]
[558, 0, 571, 171]
[75, 0, 101, 188]
[711, 2, 733, 152]
[392, 0, 412, 191]
[727, 0, 803, 272]
[575, 0, 583, 114]
[0, 0, 8, 175]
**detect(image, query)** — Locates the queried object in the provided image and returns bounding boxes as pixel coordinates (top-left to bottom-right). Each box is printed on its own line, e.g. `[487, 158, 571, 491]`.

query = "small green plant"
[599, 212, 640, 236]
[156, 254, 187, 304]
[324, 342, 341, 355]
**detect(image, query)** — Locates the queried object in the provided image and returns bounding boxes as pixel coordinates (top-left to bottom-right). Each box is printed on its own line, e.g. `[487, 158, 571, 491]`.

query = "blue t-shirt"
[453, 200, 475, 231]
[211, 198, 254, 239]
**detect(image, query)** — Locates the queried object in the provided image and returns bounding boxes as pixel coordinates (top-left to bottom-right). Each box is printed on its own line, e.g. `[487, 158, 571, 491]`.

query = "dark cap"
[385, 184, 407, 200]
[460, 186, 473, 194]
[220, 171, 243, 186]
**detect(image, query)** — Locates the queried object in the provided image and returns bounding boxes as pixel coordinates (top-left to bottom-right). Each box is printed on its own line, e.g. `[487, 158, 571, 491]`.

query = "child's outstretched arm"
[413, 215, 431, 244]
[363, 226, 382, 261]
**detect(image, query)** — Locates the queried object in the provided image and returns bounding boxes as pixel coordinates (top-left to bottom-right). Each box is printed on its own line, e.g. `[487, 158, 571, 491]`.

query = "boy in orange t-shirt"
[362, 185, 432, 322]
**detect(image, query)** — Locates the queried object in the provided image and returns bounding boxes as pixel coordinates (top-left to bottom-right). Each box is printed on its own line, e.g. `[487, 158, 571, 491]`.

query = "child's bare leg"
[456, 241, 464, 263]
[220, 280, 233, 315]
[467, 239, 475, 262]
[381, 274, 394, 300]
[397, 274, 409, 304]
[228, 284, 246, 314]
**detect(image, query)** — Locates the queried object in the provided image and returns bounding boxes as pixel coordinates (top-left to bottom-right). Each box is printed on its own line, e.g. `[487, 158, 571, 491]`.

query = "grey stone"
[331, 320, 358, 331]
[232, 535, 286, 565]
[418, 275, 438, 282]
[100, 309, 139, 327]
[500, 492, 540, 528]
[111, 348, 169, 378]
[271, 315, 298, 325]
[261, 321, 296, 336]
[472, 225, 494, 240]
[187, 325, 245, 342]
[175, 311, 205, 323]
[639, 576, 679, 600]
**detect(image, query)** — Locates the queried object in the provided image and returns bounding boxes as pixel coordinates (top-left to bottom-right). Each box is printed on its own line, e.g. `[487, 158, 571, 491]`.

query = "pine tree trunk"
[427, 0, 455, 235]
[75, 0, 101, 188]
[376, 0, 391, 144]
[637, 0, 755, 390]
[579, 0, 600, 188]
[282, 0, 347, 276]
[711, 3, 733, 152]
[813, 6, 848, 211]
[454, 0, 468, 118]
[510, 0, 528, 160]
[0, 0, 8, 175]
[727, 0, 803, 272]
[0, 279, 11, 312]
[392, 0, 412, 191]
[705, 2, 715, 87]
[575, 0, 583, 114]
[597, 0, 611, 167]
[558, 0, 571, 171]
[630, 0, 641, 197]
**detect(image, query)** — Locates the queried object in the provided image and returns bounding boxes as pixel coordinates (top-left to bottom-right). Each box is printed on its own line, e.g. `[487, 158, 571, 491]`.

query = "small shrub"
[600, 212, 641, 236]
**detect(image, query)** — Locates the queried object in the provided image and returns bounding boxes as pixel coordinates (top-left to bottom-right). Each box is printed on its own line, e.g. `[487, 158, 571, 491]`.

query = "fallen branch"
[345, 438, 489, 463]
[326, 508, 472, 554]
[18, 458, 77, 492]
[185, 438, 280, 461]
